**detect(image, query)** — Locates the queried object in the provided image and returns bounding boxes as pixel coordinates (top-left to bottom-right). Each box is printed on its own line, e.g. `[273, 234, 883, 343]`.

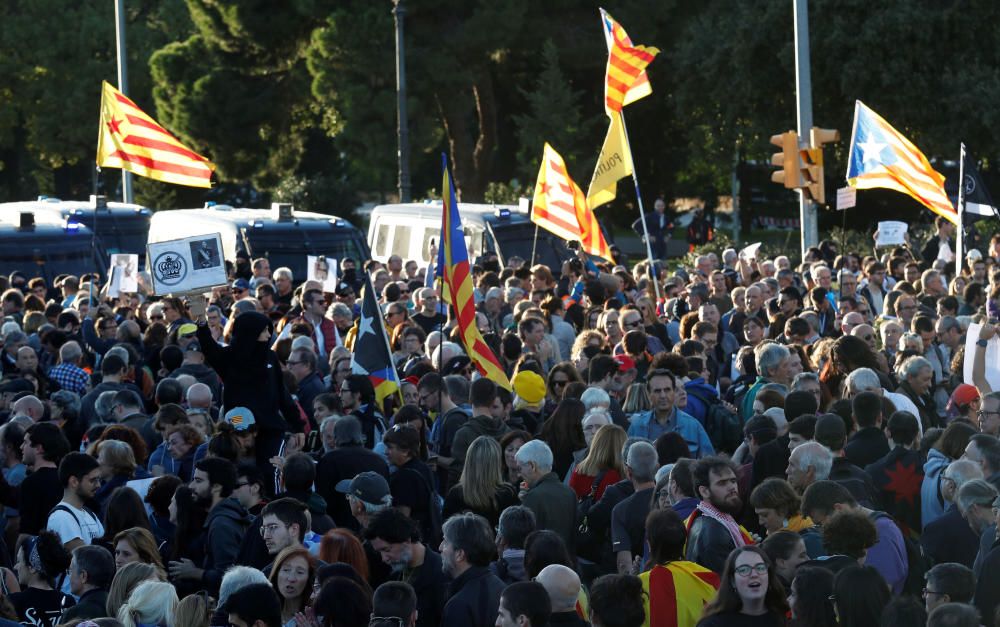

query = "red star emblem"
[106, 117, 122, 135]
[884, 460, 922, 506]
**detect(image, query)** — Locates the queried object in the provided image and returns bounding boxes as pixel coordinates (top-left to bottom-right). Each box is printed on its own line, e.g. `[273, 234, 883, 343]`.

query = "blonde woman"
[568, 424, 627, 502]
[174, 593, 209, 627]
[113, 527, 165, 570]
[117, 580, 177, 627]
[106, 562, 166, 618]
[443, 436, 519, 527]
[571, 330, 605, 371]
[621, 383, 651, 416]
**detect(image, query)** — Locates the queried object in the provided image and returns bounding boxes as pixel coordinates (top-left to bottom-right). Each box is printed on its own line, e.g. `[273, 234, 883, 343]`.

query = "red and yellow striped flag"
[601, 9, 659, 114]
[532, 143, 615, 263]
[639, 562, 720, 627]
[96, 81, 215, 188]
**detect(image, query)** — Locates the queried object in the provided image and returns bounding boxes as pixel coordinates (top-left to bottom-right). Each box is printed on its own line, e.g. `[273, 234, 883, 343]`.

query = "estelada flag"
[533, 143, 615, 263]
[846, 100, 956, 224]
[350, 273, 401, 409]
[600, 8, 659, 114]
[97, 81, 215, 188]
[436, 154, 511, 391]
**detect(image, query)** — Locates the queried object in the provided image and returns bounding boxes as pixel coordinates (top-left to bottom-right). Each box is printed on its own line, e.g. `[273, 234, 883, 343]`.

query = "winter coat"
[201, 498, 251, 593]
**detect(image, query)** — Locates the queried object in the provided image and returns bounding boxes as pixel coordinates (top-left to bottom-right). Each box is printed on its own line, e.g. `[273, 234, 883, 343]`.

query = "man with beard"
[46, 453, 104, 551]
[365, 508, 447, 627]
[684, 456, 753, 574]
[168, 457, 251, 594]
[256, 498, 309, 575]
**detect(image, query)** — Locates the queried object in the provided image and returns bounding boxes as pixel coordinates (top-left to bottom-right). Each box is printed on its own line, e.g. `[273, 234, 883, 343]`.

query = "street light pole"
[115, 0, 134, 204]
[393, 0, 412, 203]
[793, 0, 816, 257]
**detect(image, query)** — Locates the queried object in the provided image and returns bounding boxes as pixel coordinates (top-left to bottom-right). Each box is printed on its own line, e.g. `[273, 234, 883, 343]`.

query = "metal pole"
[956, 143, 966, 278]
[793, 0, 816, 258]
[731, 143, 741, 247]
[393, 0, 412, 203]
[618, 115, 662, 304]
[114, 0, 133, 204]
[530, 223, 539, 265]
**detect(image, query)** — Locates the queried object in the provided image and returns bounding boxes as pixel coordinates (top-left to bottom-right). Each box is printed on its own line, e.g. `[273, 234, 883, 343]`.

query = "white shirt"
[46, 501, 105, 547]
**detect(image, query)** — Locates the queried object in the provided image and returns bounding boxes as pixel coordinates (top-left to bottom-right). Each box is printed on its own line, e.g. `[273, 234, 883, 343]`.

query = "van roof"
[0, 198, 151, 215]
[369, 201, 524, 221]
[155, 205, 354, 226]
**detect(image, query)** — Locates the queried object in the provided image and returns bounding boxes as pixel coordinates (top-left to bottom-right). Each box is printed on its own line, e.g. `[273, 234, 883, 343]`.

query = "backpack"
[686, 387, 742, 454]
[402, 466, 443, 548]
[869, 511, 930, 597]
[575, 470, 609, 563]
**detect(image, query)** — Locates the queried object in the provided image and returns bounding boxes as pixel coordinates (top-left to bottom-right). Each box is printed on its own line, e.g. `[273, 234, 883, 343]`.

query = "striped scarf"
[695, 500, 751, 548]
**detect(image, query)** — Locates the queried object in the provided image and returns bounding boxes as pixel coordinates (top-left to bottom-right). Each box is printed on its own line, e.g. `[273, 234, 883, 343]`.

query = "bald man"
[840, 311, 865, 336]
[535, 564, 586, 626]
[851, 324, 877, 351]
[11, 395, 44, 423]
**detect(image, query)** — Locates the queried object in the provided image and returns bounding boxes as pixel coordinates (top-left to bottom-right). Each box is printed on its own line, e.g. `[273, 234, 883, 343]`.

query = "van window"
[243, 229, 367, 282]
[374, 222, 392, 258]
[391, 225, 412, 259]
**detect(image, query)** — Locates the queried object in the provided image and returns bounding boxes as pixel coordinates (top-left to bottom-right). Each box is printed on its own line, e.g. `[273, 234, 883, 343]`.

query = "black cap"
[335, 471, 389, 504]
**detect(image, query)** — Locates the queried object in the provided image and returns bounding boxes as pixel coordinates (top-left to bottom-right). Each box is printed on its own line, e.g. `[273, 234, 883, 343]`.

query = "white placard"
[107, 254, 138, 297]
[837, 186, 857, 210]
[937, 240, 955, 263]
[963, 322, 1000, 391]
[876, 221, 907, 247]
[147, 234, 228, 295]
[739, 242, 762, 260]
[307, 255, 339, 293]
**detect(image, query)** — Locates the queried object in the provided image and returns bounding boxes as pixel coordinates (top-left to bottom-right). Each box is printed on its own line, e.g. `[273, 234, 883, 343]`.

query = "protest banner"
[147, 234, 227, 295]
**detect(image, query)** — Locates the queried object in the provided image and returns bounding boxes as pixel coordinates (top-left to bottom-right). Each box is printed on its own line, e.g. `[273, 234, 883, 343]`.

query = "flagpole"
[114, 0, 133, 204]
[618, 114, 662, 304]
[956, 143, 966, 279]
[530, 223, 539, 266]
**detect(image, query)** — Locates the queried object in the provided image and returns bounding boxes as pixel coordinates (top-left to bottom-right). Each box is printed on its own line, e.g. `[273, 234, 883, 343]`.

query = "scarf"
[694, 500, 750, 548]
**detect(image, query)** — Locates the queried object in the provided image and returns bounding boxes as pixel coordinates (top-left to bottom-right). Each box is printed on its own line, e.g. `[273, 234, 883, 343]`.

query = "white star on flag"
[357, 316, 374, 338]
[858, 136, 887, 165]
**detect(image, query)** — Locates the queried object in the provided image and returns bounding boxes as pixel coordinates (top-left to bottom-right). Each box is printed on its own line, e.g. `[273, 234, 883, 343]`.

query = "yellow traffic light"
[770, 131, 802, 189]
[803, 127, 840, 205]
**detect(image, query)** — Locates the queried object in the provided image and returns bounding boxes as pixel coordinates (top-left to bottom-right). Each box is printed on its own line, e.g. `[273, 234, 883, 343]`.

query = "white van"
[367, 201, 576, 271]
[148, 203, 370, 281]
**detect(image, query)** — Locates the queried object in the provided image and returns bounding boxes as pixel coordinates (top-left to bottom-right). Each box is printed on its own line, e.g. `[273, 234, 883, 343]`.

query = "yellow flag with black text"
[586, 110, 634, 209]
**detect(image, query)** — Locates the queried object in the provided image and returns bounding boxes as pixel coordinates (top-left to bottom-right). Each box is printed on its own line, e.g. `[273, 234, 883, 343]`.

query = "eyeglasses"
[734, 563, 768, 577]
[976, 410, 1000, 419]
[622, 319, 642, 329]
[552, 379, 569, 388]
[260, 523, 289, 537]
[149, 315, 164, 321]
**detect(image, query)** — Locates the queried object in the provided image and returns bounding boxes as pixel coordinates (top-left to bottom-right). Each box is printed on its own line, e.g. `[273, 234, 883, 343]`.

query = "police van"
[0, 206, 105, 281]
[147, 202, 370, 281]
[0, 196, 151, 268]
[367, 201, 577, 271]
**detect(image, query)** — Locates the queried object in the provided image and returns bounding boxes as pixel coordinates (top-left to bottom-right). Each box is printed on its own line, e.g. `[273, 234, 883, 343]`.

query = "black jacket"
[829, 457, 881, 508]
[549, 610, 591, 627]
[201, 497, 251, 593]
[685, 514, 736, 574]
[315, 445, 389, 532]
[865, 446, 923, 536]
[59, 588, 108, 622]
[196, 313, 302, 433]
[441, 566, 506, 627]
[921, 503, 979, 568]
[975, 539, 1000, 626]
[845, 427, 890, 469]
[295, 371, 326, 424]
[408, 547, 449, 627]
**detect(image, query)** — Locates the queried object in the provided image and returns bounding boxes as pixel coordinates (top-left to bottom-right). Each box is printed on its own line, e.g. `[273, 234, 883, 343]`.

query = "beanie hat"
[512, 371, 546, 404]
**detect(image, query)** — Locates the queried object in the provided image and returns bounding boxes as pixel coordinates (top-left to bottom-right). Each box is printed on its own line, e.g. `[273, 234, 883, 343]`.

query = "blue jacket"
[627, 409, 714, 458]
[921, 448, 950, 529]
[683, 377, 718, 426]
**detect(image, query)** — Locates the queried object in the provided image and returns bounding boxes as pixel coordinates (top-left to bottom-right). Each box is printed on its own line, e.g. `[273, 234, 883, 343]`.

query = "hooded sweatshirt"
[448, 414, 510, 485]
[202, 497, 251, 593]
[196, 313, 302, 432]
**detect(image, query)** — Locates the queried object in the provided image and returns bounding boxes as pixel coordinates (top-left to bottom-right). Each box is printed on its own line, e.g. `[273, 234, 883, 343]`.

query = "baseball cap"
[336, 471, 390, 504]
[948, 384, 980, 412]
[177, 323, 198, 338]
[231, 278, 250, 291]
[185, 341, 202, 353]
[222, 406, 256, 432]
[613, 354, 636, 372]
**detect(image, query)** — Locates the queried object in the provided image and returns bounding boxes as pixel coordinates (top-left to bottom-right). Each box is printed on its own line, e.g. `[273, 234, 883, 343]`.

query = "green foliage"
[512, 40, 601, 184]
[483, 180, 527, 205]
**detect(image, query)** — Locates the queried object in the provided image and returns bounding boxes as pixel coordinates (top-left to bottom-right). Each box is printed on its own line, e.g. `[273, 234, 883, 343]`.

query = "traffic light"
[770, 131, 803, 189]
[803, 127, 840, 205]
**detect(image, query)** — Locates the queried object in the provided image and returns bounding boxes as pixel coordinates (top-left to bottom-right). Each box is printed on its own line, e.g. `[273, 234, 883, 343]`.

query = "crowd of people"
[0, 215, 997, 627]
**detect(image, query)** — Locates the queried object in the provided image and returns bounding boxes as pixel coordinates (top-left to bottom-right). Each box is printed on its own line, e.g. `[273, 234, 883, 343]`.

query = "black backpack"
[869, 511, 930, 597]
[575, 470, 609, 563]
[687, 387, 742, 454]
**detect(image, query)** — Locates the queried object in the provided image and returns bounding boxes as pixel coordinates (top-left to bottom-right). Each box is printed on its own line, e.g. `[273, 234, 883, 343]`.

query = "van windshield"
[243, 228, 367, 281]
[488, 222, 574, 274]
[0, 232, 102, 281]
